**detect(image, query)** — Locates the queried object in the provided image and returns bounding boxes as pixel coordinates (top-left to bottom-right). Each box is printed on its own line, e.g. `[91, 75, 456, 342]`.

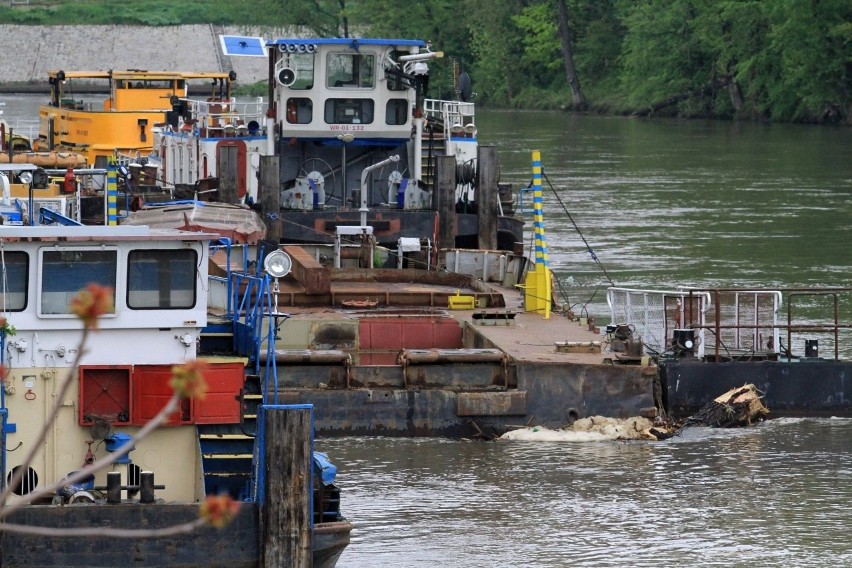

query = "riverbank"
[0, 24, 293, 88]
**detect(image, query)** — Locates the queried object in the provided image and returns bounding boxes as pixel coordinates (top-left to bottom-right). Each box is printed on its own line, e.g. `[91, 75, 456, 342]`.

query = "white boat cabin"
[0, 226, 243, 504]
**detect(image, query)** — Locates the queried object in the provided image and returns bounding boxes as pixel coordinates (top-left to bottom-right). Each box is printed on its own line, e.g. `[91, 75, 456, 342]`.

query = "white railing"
[607, 287, 785, 359]
[607, 287, 711, 357]
[423, 99, 476, 138]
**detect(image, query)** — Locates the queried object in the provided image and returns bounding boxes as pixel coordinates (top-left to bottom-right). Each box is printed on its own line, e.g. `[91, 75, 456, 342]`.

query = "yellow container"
[448, 290, 475, 310]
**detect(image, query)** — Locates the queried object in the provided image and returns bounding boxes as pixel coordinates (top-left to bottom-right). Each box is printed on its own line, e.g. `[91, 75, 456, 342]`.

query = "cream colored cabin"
[0, 226, 233, 504]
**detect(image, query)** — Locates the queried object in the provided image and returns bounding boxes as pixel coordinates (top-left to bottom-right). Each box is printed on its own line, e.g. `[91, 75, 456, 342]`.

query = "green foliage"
[0, 0, 847, 123]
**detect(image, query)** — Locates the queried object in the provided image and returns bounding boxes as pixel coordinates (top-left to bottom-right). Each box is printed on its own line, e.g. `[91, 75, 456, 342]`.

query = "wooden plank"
[434, 155, 457, 262]
[477, 145, 498, 250]
[554, 341, 602, 354]
[260, 155, 281, 242]
[282, 245, 331, 294]
[261, 407, 312, 568]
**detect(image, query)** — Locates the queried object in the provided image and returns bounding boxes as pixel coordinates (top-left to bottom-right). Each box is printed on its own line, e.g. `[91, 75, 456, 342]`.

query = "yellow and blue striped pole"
[532, 150, 549, 269]
[522, 150, 552, 318]
[107, 157, 117, 226]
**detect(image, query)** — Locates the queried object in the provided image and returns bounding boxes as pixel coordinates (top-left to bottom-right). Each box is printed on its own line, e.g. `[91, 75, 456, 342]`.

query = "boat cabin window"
[1, 251, 29, 312]
[284, 53, 315, 90]
[386, 99, 409, 125]
[127, 249, 197, 309]
[39, 249, 117, 316]
[386, 50, 410, 92]
[324, 99, 374, 125]
[327, 53, 375, 89]
[120, 79, 175, 90]
[286, 98, 313, 124]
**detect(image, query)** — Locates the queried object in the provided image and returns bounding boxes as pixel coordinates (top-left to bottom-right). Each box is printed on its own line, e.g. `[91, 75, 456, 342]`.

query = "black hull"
[661, 359, 852, 419]
[1, 503, 351, 568]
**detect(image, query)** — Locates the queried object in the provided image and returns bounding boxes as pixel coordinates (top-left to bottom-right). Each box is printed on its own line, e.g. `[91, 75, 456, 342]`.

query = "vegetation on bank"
[1, 0, 849, 124]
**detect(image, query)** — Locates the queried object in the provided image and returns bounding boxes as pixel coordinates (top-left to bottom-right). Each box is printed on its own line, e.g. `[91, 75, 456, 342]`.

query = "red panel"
[79, 366, 132, 426]
[359, 352, 400, 365]
[194, 362, 245, 424]
[359, 318, 463, 351]
[133, 365, 188, 426]
[433, 319, 463, 348]
[362, 321, 402, 350]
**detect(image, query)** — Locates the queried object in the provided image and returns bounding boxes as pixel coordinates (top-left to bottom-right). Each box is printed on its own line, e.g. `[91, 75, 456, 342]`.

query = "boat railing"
[181, 96, 266, 136]
[607, 287, 712, 358]
[423, 98, 476, 138]
[608, 286, 852, 361]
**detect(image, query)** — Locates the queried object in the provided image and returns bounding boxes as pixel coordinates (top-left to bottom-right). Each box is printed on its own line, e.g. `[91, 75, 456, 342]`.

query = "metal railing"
[608, 286, 852, 361]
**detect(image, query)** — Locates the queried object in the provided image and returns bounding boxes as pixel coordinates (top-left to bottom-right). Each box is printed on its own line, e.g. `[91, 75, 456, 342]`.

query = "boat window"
[0, 251, 29, 312]
[286, 98, 313, 124]
[327, 53, 375, 89]
[386, 99, 409, 125]
[286, 53, 314, 90]
[127, 249, 197, 309]
[386, 50, 409, 92]
[324, 99, 374, 125]
[40, 249, 117, 316]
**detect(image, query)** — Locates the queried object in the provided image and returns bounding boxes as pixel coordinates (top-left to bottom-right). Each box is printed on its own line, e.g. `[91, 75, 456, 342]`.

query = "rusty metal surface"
[250, 264, 663, 436]
[281, 245, 331, 294]
[399, 348, 506, 365]
[457, 391, 527, 416]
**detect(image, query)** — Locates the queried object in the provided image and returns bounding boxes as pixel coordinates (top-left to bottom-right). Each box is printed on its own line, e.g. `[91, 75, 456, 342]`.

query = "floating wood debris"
[500, 384, 769, 442]
[682, 383, 769, 428]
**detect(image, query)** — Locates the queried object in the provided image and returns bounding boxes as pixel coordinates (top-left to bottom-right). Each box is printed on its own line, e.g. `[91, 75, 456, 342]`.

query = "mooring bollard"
[106, 471, 121, 504]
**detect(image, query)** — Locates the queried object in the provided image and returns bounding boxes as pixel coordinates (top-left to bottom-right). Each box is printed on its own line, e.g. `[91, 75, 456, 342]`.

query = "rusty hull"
[217, 255, 660, 437]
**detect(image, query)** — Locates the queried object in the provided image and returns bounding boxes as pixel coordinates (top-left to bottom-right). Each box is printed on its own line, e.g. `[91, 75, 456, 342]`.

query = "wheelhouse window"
[386, 99, 409, 125]
[386, 50, 410, 92]
[324, 99, 374, 124]
[40, 249, 117, 316]
[327, 53, 375, 89]
[127, 249, 197, 309]
[1, 251, 28, 311]
[288, 53, 315, 90]
[286, 98, 313, 124]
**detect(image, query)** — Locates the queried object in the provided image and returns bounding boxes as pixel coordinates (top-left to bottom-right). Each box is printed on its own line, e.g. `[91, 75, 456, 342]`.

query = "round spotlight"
[298, 44, 307, 53]
[18, 171, 33, 185]
[263, 250, 292, 278]
[286, 44, 298, 53]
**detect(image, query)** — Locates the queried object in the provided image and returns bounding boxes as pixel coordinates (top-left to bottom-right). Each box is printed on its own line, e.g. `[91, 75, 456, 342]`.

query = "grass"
[0, 0, 286, 25]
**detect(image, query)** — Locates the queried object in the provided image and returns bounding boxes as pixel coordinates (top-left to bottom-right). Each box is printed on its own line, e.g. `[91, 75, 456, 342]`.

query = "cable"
[539, 168, 615, 286]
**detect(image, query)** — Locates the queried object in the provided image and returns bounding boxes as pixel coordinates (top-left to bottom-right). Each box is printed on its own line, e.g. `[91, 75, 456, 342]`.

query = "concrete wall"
[0, 25, 300, 86]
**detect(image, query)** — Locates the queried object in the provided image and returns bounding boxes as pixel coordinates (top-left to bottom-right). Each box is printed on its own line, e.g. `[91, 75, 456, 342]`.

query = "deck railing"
[607, 286, 852, 361]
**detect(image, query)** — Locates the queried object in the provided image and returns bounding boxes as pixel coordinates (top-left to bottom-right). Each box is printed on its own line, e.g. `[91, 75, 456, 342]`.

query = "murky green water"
[4, 97, 850, 567]
[323, 417, 852, 567]
[325, 111, 851, 567]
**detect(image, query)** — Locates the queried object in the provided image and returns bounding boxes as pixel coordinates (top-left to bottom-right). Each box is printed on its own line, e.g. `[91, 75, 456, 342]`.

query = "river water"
[2, 96, 850, 566]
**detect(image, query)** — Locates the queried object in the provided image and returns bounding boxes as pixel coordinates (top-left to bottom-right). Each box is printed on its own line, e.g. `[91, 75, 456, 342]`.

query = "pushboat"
[0, 218, 352, 566]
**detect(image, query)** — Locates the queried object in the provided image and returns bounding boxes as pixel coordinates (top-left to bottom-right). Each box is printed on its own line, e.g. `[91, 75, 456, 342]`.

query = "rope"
[539, 168, 615, 286]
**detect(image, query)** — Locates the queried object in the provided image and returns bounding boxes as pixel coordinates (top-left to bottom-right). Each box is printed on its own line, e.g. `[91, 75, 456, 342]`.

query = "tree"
[557, 0, 587, 109]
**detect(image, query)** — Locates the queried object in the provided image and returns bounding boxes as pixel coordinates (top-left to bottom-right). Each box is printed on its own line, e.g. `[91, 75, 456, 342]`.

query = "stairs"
[196, 374, 261, 500]
[195, 259, 344, 519]
[420, 125, 446, 190]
